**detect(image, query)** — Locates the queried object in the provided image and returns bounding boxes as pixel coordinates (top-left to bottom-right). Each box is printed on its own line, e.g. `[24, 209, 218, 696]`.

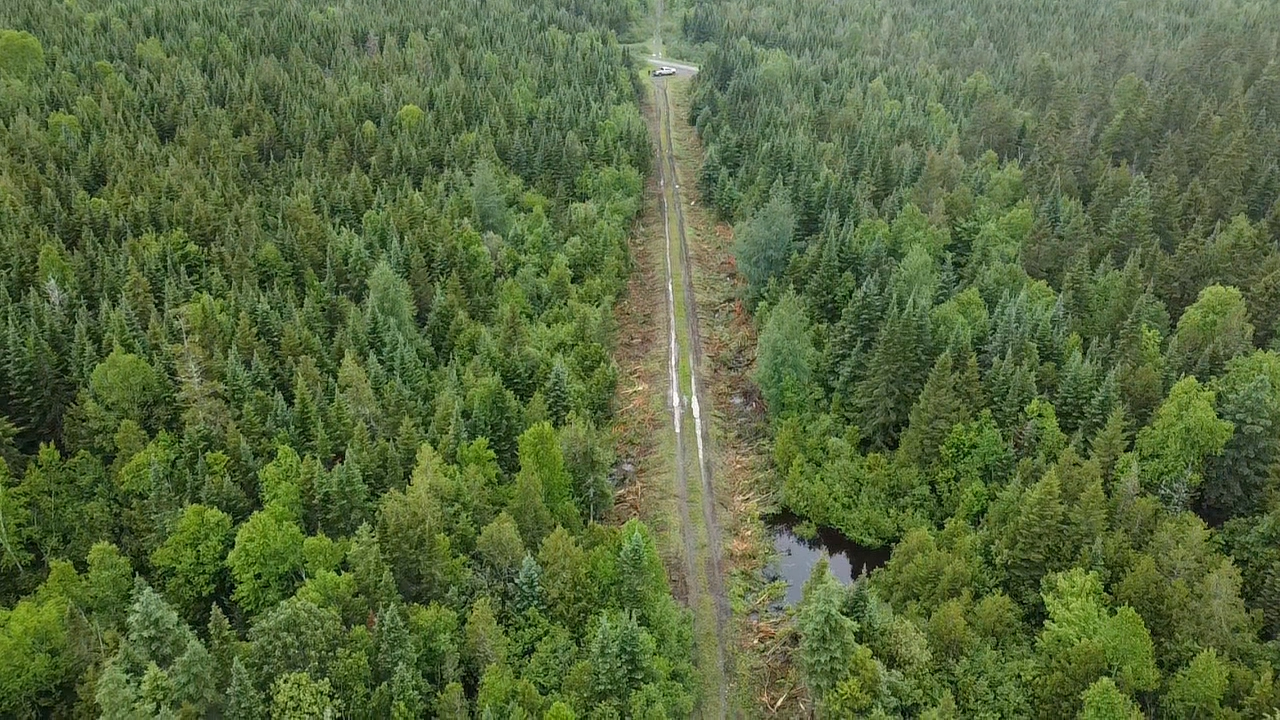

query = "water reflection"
[766, 511, 892, 606]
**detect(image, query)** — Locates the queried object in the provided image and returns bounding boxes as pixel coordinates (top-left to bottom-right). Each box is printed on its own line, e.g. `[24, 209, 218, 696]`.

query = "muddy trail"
[651, 72, 731, 720]
[635, 1, 732, 714]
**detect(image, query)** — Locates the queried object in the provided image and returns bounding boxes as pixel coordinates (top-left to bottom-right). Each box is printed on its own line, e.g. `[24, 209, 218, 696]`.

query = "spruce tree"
[170, 640, 217, 714]
[901, 352, 973, 468]
[588, 611, 648, 708]
[797, 560, 860, 703]
[514, 555, 544, 614]
[997, 474, 1067, 608]
[545, 357, 572, 428]
[856, 298, 933, 449]
[375, 604, 417, 685]
[1055, 348, 1097, 436]
[95, 658, 141, 720]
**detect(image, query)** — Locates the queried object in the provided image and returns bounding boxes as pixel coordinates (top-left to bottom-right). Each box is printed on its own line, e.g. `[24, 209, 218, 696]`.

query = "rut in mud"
[653, 75, 731, 716]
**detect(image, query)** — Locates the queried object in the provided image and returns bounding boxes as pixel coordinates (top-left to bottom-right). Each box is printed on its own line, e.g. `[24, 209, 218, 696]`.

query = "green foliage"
[1078, 677, 1142, 720]
[900, 352, 982, 469]
[95, 579, 218, 717]
[754, 291, 817, 419]
[1035, 569, 1159, 716]
[1201, 351, 1280, 519]
[689, 0, 1280, 713]
[797, 560, 861, 705]
[0, 29, 43, 79]
[270, 672, 337, 719]
[0, 585, 74, 715]
[150, 504, 232, 621]
[734, 187, 796, 302]
[1135, 377, 1233, 509]
[226, 506, 306, 615]
[0, 6, 671, 712]
[1162, 650, 1230, 718]
[1168, 286, 1254, 380]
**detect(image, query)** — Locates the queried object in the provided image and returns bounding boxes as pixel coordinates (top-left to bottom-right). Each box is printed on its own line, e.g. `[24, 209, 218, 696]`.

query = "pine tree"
[226, 657, 264, 720]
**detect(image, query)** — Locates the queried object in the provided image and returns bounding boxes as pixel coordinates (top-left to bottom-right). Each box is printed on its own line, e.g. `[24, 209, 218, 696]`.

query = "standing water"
[766, 511, 892, 606]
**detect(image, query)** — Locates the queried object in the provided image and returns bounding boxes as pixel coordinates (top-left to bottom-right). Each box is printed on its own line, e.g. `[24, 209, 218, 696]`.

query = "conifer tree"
[756, 291, 818, 419]
[797, 559, 860, 704]
[588, 611, 650, 709]
[856, 298, 933, 449]
[514, 555, 544, 614]
[435, 682, 470, 720]
[545, 357, 572, 427]
[901, 352, 975, 468]
[1055, 348, 1097, 436]
[996, 473, 1067, 608]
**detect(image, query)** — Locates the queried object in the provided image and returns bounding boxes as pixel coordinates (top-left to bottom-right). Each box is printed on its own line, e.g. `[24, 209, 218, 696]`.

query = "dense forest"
[0, 0, 705, 717]
[685, 0, 1280, 715]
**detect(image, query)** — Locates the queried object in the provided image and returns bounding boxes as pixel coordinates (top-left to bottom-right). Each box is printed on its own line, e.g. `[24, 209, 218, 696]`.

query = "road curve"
[645, 56, 699, 77]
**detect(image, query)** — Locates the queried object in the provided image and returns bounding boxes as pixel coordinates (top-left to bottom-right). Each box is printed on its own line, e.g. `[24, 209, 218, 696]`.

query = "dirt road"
[651, 71, 731, 720]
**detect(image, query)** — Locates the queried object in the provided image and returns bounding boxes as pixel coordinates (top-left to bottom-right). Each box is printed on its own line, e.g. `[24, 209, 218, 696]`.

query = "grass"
[648, 71, 733, 718]
[660, 75, 805, 716]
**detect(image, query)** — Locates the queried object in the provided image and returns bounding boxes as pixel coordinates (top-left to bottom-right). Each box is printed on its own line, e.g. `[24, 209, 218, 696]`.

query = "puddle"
[766, 510, 892, 606]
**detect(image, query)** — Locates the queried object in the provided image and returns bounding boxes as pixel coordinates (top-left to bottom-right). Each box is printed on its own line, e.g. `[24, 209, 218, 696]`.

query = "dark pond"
[766, 510, 892, 606]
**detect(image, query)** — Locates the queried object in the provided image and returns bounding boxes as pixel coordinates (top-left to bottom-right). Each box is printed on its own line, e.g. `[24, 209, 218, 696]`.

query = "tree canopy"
[0, 0, 693, 716]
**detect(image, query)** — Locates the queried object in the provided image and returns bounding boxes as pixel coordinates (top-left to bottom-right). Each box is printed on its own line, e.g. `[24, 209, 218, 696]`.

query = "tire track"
[655, 76, 730, 717]
[655, 91, 700, 616]
[649, 2, 730, 713]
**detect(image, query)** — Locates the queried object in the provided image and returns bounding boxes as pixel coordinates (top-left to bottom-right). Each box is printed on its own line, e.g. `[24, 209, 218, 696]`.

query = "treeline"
[684, 0, 1280, 715]
[0, 0, 699, 717]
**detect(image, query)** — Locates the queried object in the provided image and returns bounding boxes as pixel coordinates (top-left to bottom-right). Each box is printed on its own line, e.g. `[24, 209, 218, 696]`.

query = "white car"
[651, 66, 677, 77]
